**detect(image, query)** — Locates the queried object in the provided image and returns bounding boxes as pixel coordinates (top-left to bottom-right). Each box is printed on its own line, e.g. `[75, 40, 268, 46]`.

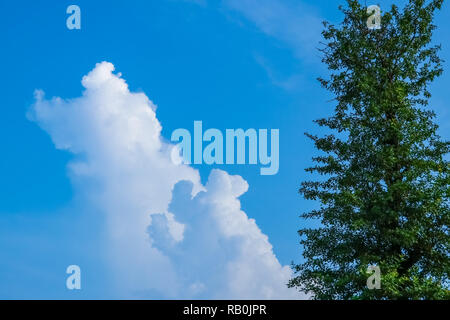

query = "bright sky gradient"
[0, 0, 448, 299]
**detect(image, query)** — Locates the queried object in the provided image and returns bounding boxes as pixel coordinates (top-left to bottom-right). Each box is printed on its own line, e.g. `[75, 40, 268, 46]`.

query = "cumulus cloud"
[150, 170, 299, 298]
[29, 61, 303, 299]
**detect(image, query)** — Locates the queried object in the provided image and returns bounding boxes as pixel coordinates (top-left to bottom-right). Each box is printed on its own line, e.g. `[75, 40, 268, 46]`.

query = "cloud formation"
[150, 171, 297, 298]
[29, 62, 303, 299]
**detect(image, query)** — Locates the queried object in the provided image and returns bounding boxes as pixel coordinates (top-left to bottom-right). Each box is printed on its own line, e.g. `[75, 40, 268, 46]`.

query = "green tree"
[289, 0, 449, 299]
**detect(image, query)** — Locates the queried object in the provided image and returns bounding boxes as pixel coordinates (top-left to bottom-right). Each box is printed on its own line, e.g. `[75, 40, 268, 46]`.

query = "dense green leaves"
[289, 0, 449, 300]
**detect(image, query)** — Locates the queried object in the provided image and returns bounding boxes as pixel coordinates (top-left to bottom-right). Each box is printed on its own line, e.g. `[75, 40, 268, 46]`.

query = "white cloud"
[150, 170, 300, 298]
[29, 62, 304, 299]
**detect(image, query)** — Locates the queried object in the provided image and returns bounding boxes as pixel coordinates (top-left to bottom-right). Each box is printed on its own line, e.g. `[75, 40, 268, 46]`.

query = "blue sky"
[0, 0, 448, 299]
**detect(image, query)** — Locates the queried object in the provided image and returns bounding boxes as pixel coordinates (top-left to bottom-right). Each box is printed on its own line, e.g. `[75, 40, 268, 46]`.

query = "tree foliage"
[289, 0, 449, 299]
